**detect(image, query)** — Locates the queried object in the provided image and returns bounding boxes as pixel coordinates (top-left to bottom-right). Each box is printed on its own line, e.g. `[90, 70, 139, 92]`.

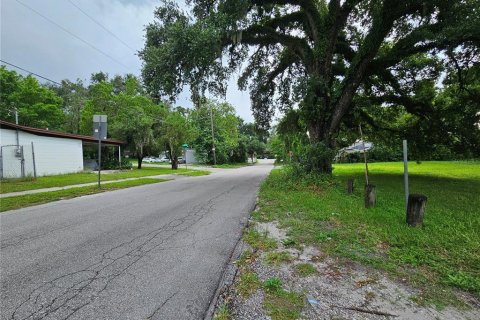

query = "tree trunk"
[171, 156, 178, 170]
[307, 121, 335, 174]
[406, 194, 427, 227]
[137, 156, 143, 169]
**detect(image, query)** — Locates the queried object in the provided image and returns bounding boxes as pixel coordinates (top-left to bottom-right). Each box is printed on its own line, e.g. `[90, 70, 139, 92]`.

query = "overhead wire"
[0, 59, 62, 85]
[67, 0, 136, 52]
[14, 0, 131, 70]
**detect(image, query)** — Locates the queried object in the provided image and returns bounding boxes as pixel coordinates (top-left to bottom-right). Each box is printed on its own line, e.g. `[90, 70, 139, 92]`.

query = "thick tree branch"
[241, 24, 313, 67]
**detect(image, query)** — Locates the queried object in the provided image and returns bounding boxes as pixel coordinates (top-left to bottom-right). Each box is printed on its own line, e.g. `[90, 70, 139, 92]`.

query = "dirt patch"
[214, 225, 480, 320]
[254, 221, 288, 242]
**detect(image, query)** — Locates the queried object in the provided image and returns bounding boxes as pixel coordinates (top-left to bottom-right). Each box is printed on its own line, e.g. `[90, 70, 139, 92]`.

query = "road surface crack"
[8, 186, 236, 320]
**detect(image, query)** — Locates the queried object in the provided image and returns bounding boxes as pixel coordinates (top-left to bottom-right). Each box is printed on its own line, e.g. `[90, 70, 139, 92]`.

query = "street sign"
[93, 115, 107, 140]
[93, 115, 108, 188]
[182, 143, 189, 149]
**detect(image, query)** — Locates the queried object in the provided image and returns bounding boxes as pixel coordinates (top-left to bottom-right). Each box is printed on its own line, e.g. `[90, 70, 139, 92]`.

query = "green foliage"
[291, 142, 336, 174]
[0, 167, 190, 194]
[237, 271, 261, 297]
[141, 0, 480, 173]
[0, 178, 166, 212]
[281, 238, 296, 247]
[214, 305, 231, 320]
[254, 161, 480, 304]
[102, 157, 133, 170]
[295, 263, 317, 277]
[243, 228, 277, 251]
[159, 109, 196, 168]
[190, 100, 239, 164]
[0, 67, 64, 130]
[263, 288, 304, 320]
[264, 277, 282, 293]
[264, 251, 291, 266]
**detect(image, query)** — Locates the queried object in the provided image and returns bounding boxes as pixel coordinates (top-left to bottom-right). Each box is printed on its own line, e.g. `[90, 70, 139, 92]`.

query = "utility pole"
[210, 104, 217, 165]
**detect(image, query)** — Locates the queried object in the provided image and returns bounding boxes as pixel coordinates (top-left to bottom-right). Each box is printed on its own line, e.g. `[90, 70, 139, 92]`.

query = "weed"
[264, 251, 291, 266]
[236, 270, 260, 297]
[235, 250, 256, 268]
[282, 238, 296, 247]
[295, 263, 317, 277]
[243, 228, 277, 251]
[264, 277, 282, 293]
[264, 289, 304, 320]
[214, 305, 231, 320]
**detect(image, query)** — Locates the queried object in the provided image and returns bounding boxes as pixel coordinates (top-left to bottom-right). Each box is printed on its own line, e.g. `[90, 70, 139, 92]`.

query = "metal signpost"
[93, 115, 107, 188]
[403, 140, 409, 209]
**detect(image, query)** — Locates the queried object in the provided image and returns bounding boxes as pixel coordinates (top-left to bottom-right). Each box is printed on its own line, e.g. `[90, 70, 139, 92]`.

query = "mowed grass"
[0, 167, 193, 194]
[0, 178, 167, 212]
[254, 161, 480, 306]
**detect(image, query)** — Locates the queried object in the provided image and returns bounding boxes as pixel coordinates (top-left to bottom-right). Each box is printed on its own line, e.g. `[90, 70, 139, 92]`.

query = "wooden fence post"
[347, 179, 354, 194]
[406, 194, 427, 227]
[365, 184, 376, 208]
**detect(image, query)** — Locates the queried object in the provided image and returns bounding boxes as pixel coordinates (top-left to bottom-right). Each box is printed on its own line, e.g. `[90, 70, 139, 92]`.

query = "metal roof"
[0, 120, 125, 146]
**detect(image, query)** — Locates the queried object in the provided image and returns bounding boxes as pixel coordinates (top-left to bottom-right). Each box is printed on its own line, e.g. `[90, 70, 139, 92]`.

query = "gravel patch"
[212, 221, 480, 320]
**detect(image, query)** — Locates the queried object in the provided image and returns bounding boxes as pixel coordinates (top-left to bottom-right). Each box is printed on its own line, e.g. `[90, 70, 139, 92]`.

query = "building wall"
[185, 149, 198, 163]
[0, 128, 84, 177]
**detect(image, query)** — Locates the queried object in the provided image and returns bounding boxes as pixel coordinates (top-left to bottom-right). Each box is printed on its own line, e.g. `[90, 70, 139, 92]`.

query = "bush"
[291, 142, 335, 174]
[102, 158, 132, 170]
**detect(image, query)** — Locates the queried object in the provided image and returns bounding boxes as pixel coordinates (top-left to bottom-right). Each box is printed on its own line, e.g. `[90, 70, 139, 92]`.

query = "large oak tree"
[140, 0, 480, 173]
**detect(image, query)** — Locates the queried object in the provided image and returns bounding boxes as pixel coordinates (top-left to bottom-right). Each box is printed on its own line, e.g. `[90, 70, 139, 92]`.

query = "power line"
[15, 0, 131, 71]
[0, 59, 62, 85]
[67, 0, 136, 52]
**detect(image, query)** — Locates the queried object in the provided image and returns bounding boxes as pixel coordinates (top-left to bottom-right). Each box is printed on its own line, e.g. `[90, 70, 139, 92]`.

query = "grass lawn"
[0, 178, 167, 212]
[253, 161, 480, 307]
[0, 167, 198, 194]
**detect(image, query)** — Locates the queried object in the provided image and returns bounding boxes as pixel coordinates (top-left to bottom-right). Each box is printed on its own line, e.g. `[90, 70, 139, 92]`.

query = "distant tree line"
[0, 67, 267, 169]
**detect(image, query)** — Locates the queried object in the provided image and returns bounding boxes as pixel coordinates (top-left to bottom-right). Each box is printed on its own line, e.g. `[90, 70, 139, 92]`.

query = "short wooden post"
[406, 194, 427, 227]
[364, 184, 376, 208]
[347, 179, 354, 194]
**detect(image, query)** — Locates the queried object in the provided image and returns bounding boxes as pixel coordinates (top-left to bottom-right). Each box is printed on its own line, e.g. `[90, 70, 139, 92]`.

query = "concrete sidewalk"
[0, 174, 184, 199]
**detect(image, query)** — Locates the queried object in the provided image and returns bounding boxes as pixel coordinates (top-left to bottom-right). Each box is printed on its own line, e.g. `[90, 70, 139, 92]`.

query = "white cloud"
[1, 0, 253, 121]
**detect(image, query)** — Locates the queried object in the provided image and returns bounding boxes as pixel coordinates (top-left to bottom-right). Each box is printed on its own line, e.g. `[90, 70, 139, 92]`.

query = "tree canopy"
[141, 0, 480, 172]
[0, 67, 64, 130]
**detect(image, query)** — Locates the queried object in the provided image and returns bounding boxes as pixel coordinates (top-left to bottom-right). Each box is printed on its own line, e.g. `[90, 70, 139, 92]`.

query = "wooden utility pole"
[406, 194, 427, 227]
[210, 104, 216, 165]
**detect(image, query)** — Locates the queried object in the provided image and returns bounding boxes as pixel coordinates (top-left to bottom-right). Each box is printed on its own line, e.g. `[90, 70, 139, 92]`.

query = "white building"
[0, 120, 124, 178]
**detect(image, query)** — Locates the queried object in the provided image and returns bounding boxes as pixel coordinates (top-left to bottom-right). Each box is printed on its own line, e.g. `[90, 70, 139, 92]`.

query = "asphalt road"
[0, 161, 273, 320]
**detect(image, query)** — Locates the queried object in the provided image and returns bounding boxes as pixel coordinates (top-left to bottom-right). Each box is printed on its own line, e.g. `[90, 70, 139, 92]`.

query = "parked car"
[143, 157, 154, 163]
[159, 156, 170, 163]
[177, 157, 185, 164]
[144, 157, 161, 163]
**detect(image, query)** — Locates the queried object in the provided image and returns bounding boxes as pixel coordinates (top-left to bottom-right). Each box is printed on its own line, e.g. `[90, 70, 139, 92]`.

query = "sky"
[0, 0, 253, 121]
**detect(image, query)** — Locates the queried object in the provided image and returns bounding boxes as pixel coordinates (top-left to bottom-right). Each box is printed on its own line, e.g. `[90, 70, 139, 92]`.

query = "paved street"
[1, 161, 273, 320]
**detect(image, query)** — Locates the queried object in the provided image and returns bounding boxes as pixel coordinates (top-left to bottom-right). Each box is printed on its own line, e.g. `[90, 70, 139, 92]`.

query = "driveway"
[0, 161, 274, 320]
